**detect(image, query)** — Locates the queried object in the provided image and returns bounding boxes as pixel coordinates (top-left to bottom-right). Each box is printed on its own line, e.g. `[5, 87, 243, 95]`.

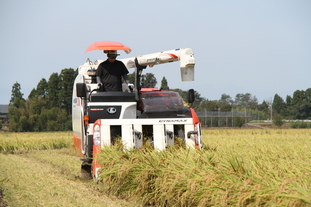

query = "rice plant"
[0, 132, 72, 153]
[96, 128, 311, 206]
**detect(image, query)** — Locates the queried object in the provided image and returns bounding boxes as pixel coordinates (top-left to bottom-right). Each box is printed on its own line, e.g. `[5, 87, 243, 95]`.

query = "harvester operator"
[96, 50, 129, 91]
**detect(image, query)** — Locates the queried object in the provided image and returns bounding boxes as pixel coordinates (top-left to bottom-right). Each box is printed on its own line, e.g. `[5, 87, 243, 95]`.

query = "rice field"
[0, 129, 310, 206]
[0, 132, 132, 207]
[96, 128, 311, 206]
[0, 131, 72, 153]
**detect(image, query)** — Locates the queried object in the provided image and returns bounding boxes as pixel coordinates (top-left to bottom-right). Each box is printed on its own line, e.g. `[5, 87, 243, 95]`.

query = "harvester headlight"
[93, 125, 101, 146]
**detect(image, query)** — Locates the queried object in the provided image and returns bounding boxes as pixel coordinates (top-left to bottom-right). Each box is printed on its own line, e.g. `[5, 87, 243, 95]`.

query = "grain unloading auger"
[72, 41, 202, 179]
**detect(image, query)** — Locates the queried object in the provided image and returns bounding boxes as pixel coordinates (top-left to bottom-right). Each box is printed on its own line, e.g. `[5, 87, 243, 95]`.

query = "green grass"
[96, 129, 311, 206]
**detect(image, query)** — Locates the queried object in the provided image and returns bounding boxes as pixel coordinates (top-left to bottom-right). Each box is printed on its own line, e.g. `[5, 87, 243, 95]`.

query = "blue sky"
[0, 0, 310, 104]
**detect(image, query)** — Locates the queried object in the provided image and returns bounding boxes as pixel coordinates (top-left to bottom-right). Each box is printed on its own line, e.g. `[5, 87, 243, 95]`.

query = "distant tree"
[28, 88, 37, 99]
[26, 96, 48, 131]
[36, 78, 48, 98]
[41, 107, 69, 131]
[291, 90, 305, 106]
[9, 82, 24, 107]
[191, 91, 206, 111]
[248, 96, 259, 109]
[160, 77, 169, 90]
[305, 88, 311, 119]
[234, 93, 244, 106]
[282, 95, 293, 118]
[8, 82, 27, 131]
[204, 100, 219, 111]
[47, 73, 60, 108]
[218, 102, 232, 111]
[8, 70, 76, 132]
[59, 68, 76, 115]
[289, 89, 311, 119]
[306, 88, 311, 98]
[218, 93, 233, 111]
[19, 115, 29, 132]
[272, 94, 286, 116]
[256, 101, 270, 119]
[234, 116, 245, 128]
[141, 73, 157, 88]
[8, 106, 20, 131]
[219, 93, 233, 105]
[273, 114, 284, 127]
[234, 93, 258, 109]
[28, 78, 48, 99]
[285, 95, 292, 105]
[258, 100, 269, 112]
[30, 96, 47, 115]
[38, 108, 49, 131]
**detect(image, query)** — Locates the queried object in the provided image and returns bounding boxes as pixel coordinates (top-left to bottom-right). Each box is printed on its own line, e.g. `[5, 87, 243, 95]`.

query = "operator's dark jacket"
[96, 60, 129, 91]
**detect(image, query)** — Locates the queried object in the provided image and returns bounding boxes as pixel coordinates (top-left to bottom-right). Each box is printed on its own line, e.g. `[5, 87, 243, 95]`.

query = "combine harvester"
[72, 41, 202, 179]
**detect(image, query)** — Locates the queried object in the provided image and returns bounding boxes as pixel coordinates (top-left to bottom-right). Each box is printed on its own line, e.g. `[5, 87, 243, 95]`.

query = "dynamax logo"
[159, 119, 187, 123]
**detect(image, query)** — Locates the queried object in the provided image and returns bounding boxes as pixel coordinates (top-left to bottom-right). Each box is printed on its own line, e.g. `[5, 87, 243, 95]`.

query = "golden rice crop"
[0, 132, 72, 153]
[97, 128, 311, 206]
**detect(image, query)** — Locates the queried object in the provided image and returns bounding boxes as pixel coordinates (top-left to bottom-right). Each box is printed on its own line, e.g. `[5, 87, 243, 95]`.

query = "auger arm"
[120, 48, 195, 82]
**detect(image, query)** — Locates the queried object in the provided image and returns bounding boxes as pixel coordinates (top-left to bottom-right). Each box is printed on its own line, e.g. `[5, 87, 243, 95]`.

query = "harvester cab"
[72, 41, 202, 179]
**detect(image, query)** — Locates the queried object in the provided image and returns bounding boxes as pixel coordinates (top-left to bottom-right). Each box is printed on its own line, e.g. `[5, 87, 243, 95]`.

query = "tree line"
[7, 69, 311, 132]
[8, 68, 77, 132]
[273, 89, 311, 120]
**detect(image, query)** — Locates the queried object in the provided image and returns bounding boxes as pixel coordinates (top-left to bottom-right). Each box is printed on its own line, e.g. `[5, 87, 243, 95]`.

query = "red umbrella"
[85, 41, 132, 54]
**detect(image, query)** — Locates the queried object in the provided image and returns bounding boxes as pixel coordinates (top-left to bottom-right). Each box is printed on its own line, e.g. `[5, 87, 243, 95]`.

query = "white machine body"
[72, 47, 202, 178]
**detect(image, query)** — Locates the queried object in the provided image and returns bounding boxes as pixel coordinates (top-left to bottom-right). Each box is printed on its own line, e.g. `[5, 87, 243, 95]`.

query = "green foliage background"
[8, 68, 77, 132]
[7, 68, 311, 132]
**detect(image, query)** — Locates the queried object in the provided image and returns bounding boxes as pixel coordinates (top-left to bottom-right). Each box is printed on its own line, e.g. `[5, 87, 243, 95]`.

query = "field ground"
[0, 129, 311, 206]
[0, 132, 139, 207]
[0, 148, 140, 207]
